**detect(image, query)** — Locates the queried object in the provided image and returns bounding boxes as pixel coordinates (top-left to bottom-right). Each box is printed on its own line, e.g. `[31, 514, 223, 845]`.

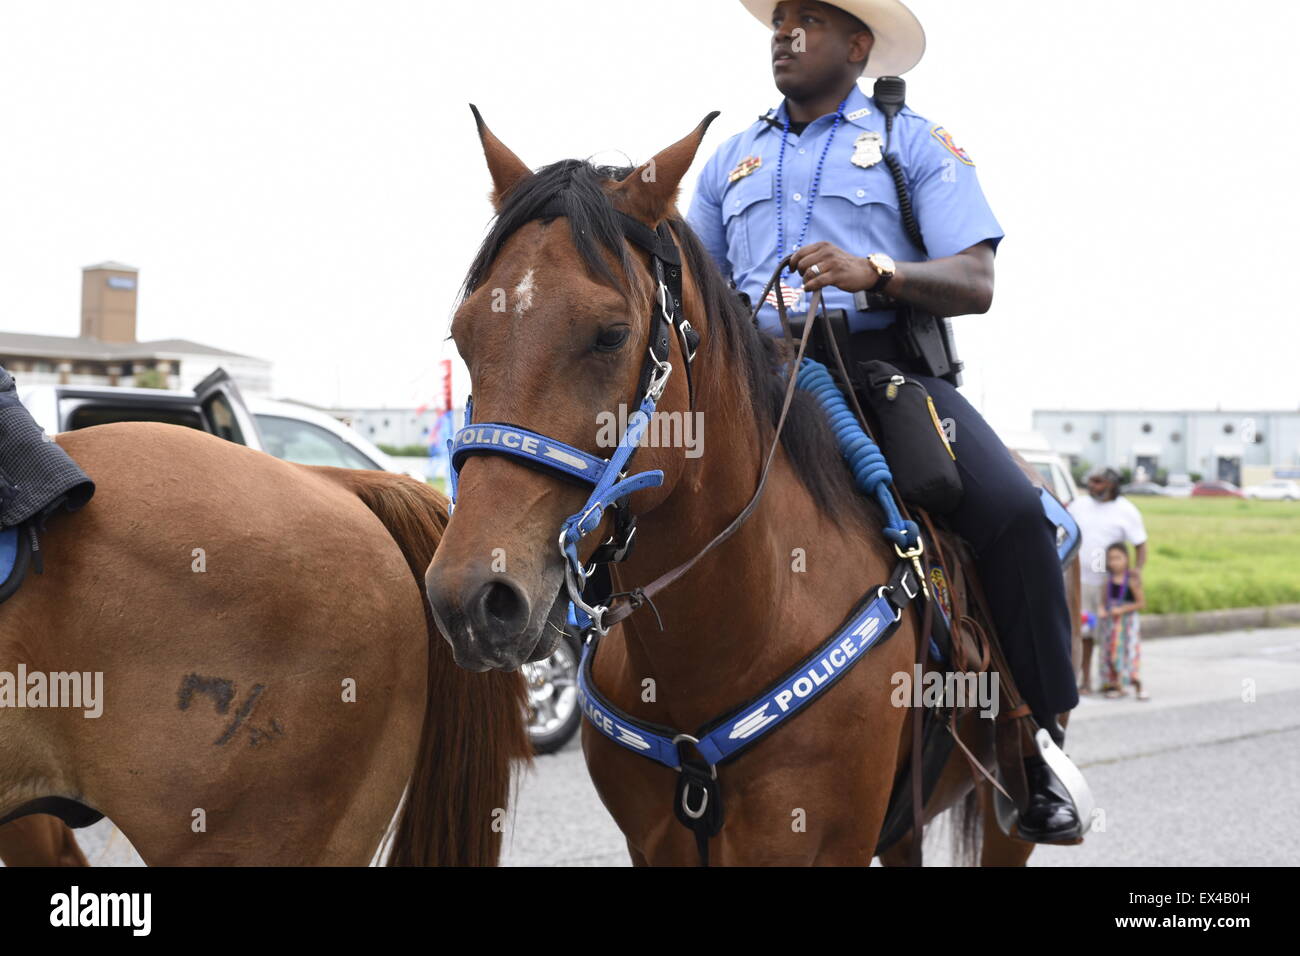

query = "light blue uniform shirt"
[687, 83, 1003, 334]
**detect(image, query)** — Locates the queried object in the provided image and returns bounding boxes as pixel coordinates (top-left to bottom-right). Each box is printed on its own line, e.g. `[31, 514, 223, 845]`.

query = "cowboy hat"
[739, 0, 926, 77]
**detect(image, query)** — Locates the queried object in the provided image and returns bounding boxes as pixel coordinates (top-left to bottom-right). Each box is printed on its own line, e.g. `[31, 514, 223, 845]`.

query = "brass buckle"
[894, 541, 930, 600]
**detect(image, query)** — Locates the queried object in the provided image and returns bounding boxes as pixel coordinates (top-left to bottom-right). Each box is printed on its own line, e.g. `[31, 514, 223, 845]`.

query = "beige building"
[0, 262, 271, 393]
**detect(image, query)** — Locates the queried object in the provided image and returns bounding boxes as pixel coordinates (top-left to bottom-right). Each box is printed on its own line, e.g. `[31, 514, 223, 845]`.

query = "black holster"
[852, 291, 964, 387]
[894, 308, 964, 387]
[788, 307, 963, 389]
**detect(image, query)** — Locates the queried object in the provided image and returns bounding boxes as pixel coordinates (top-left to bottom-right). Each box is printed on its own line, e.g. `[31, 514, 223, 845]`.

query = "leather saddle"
[872, 516, 1038, 853]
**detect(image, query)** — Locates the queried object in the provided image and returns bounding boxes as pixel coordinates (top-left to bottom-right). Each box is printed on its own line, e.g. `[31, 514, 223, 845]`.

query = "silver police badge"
[851, 130, 884, 168]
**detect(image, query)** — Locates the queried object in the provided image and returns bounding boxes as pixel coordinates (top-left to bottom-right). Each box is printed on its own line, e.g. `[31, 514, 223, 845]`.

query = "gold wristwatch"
[866, 253, 896, 292]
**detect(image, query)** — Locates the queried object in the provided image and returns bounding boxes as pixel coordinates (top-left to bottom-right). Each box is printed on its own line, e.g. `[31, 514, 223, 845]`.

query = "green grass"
[1130, 497, 1300, 614]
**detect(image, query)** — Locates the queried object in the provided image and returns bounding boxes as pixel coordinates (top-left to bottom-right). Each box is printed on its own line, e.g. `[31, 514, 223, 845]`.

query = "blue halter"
[449, 389, 667, 628]
[448, 206, 695, 631]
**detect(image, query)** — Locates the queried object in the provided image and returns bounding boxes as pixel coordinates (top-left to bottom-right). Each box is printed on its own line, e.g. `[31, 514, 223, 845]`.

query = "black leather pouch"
[859, 360, 963, 513]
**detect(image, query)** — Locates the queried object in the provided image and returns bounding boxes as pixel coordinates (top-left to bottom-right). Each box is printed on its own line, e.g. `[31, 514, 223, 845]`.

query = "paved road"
[499, 625, 1300, 866]
[26, 626, 1300, 867]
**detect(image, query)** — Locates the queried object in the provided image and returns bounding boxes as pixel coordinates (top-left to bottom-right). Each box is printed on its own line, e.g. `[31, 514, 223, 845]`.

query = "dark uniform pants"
[909, 373, 1079, 725]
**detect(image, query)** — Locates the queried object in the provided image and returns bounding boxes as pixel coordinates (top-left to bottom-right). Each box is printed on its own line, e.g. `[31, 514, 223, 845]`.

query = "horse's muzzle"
[426, 566, 564, 672]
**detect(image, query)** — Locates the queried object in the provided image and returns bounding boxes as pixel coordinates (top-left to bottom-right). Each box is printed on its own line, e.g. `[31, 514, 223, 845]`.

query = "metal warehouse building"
[1032, 409, 1300, 486]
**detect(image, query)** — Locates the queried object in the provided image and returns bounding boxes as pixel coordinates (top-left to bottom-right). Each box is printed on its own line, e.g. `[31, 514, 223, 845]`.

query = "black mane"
[461, 159, 871, 525]
[462, 159, 637, 300]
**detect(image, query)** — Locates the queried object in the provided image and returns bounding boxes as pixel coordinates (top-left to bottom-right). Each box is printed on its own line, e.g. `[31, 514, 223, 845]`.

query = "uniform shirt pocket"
[819, 173, 899, 252]
[722, 170, 773, 269]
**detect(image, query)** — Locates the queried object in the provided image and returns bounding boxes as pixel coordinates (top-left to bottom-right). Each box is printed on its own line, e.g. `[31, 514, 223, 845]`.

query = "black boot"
[1016, 754, 1082, 843]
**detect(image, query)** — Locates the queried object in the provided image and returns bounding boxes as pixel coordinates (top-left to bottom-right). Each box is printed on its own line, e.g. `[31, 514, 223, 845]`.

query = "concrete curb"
[1138, 603, 1300, 638]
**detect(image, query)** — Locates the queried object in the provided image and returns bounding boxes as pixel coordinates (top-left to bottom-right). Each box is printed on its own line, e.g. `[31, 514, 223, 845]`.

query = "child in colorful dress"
[1099, 542, 1148, 700]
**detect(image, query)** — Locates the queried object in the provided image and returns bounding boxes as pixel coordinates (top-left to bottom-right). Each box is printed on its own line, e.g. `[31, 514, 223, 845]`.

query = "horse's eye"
[594, 325, 631, 352]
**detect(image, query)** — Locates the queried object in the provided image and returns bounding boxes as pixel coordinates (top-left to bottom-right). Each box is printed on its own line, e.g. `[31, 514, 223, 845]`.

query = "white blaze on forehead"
[513, 269, 535, 317]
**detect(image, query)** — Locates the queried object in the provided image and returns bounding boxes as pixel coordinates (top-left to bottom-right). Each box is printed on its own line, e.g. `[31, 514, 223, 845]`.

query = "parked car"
[1121, 481, 1172, 496]
[1001, 430, 1077, 504]
[19, 369, 402, 474]
[1243, 479, 1300, 501]
[245, 395, 403, 472]
[521, 629, 583, 754]
[1191, 480, 1245, 498]
[21, 368, 261, 450]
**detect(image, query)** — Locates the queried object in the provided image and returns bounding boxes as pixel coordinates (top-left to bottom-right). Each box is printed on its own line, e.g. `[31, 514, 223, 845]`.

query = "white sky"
[2, 0, 1298, 432]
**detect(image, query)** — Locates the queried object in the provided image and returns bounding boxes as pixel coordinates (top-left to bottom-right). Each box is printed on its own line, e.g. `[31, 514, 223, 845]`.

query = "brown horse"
[426, 110, 1078, 865]
[0, 422, 527, 866]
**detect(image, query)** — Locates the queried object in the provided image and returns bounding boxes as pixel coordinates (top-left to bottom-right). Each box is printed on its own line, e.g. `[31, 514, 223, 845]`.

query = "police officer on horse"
[687, 0, 1082, 842]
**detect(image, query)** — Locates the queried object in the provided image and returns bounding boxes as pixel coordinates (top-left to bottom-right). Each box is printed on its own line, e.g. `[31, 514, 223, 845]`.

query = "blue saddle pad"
[0, 524, 33, 604]
[1039, 488, 1082, 565]
[0, 526, 19, 580]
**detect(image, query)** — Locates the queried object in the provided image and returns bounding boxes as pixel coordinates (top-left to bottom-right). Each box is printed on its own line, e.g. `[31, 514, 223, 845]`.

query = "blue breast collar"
[575, 559, 921, 770]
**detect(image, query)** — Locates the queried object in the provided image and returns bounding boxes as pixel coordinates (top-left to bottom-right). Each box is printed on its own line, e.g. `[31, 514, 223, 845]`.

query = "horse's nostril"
[483, 581, 522, 624]
[472, 578, 530, 636]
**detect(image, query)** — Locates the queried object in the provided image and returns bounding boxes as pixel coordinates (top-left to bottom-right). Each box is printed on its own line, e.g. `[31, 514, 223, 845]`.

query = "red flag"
[439, 359, 452, 413]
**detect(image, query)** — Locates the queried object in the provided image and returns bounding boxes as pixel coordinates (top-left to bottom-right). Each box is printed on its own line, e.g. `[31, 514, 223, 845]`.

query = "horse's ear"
[613, 111, 720, 225]
[470, 104, 533, 210]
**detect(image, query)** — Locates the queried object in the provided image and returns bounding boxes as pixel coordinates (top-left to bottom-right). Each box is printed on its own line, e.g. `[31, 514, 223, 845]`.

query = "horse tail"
[323, 469, 529, 866]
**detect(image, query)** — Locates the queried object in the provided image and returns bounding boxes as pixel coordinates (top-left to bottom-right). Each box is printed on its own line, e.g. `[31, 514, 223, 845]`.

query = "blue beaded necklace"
[775, 98, 847, 277]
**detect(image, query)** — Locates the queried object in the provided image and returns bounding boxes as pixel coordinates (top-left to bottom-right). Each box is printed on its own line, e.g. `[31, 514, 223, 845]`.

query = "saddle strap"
[960, 556, 1034, 810]
[947, 708, 1014, 803]
[954, 616, 992, 674]
[909, 596, 931, 866]
[917, 510, 977, 673]
[673, 760, 724, 867]
[912, 509, 1009, 802]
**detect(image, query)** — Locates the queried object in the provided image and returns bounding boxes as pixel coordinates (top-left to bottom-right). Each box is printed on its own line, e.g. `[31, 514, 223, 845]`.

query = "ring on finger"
[810, 263, 821, 276]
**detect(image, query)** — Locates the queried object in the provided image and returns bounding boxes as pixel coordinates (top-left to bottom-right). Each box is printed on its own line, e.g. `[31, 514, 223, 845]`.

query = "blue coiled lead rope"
[794, 357, 919, 550]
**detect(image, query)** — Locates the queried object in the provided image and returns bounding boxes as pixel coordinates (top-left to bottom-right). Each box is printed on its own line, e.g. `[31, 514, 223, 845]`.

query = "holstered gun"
[854, 291, 964, 387]
[897, 309, 964, 387]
